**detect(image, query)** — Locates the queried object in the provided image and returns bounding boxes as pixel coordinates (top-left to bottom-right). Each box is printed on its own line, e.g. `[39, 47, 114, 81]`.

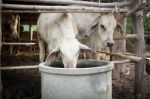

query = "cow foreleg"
[93, 53, 99, 60]
[38, 36, 46, 63]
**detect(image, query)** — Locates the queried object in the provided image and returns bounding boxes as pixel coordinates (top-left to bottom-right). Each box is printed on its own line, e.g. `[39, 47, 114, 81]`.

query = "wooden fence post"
[132, 0, 145, 99]
[0, 0, 3, 98]
[111, 12, 127, 80]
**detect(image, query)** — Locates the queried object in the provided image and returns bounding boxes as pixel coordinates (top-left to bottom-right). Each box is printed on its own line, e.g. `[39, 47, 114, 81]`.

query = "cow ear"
[115, 22, 124, 34]
[84, 22, 99, 37]
[45, 47, 60, 66]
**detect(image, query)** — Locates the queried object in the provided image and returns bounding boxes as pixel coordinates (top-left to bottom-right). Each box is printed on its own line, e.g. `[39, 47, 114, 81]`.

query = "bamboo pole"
[0, 4, 128, 13]
[112, 59, 131, 64]
[0, 58, 149, 71]
[96, 51, 145, 63]
[132, 0, 145, 99]
[0, 65, 38, 70]
[4, 0, 130, 8]
[114, 34, 137, 40]
[2, 42, 36, 46]
[0, 0, 2, 98]
[1, 9, 128, 13]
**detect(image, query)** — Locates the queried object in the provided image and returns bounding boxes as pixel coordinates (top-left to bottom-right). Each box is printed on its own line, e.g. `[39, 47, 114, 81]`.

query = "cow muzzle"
[106, 41, 114, 47]
[63, 60, 77, 68]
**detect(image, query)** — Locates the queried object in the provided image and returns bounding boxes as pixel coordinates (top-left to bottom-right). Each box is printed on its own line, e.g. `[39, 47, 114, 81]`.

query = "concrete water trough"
[39, 59, 114, 99]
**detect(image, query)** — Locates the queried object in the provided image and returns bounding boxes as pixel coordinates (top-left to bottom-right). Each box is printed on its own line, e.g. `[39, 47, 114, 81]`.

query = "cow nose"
[106, 42, 114, 47]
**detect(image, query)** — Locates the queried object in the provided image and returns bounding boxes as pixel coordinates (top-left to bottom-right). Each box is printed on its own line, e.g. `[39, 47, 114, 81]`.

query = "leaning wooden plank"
[96, 51, 145, 63]
[117, 2, 145, 21]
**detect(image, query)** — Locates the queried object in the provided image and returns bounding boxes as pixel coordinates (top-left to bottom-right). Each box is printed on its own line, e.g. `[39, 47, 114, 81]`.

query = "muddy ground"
[1, 54, 150, 99]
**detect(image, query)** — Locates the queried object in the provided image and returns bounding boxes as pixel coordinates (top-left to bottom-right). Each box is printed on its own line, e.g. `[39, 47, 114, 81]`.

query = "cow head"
[85, 13, 118, 48]
[45, 38, 91, 68]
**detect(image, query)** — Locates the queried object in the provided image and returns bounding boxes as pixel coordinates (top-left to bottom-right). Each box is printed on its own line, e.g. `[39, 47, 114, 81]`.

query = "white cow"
[72, 13, 118, 59]
[37, 13, 91, 68]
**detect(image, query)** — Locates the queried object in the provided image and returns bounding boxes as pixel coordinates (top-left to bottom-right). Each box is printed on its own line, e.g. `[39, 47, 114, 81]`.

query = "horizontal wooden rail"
[114, 34, 137, 40]
[114, 34, 150, 40]
[0, 60, 133, 71]
[0, 4, 128, 13]
[0, 65, 38, 70]
[1, 58, 149, 71]
[4, 0, 130, 8]
[112, 59, 131, 64]
[2, 42, 36, 46]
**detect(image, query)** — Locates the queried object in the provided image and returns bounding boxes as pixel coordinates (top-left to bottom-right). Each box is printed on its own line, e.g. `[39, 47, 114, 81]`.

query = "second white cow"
[72, 13, 118, 59]
[37, 13, 91, 68]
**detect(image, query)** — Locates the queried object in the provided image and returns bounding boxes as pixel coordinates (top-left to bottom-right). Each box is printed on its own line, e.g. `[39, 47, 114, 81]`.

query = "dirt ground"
[1, 54, 150, 99]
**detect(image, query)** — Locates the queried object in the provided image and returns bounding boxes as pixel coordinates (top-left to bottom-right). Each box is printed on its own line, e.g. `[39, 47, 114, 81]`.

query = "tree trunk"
[132, 0, 145, 99]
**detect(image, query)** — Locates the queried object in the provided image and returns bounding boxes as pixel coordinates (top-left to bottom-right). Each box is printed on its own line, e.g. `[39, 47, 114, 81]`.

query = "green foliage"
[144, 2, 150, 45]
[31, 25, 37, 32]
[126, 2, 150, 51]
[22, 25, 29, 32]
[146, 44, 150, 51]
[22, 25, 37, 32]
[144, 0, 150, 35]
[144, 14, 150, 48]
[126, 13, 150, 35]
[144, 13, 150, 35]
[126, 17, 132, 34]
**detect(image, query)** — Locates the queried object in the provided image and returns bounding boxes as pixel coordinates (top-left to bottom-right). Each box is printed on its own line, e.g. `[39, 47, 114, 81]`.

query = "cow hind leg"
[13, 36, 20, 55]
[9, 45, 13, 55]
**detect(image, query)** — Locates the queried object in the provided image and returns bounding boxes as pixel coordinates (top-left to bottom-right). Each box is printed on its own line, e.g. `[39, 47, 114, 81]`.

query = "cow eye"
[100, 24, 106, 31]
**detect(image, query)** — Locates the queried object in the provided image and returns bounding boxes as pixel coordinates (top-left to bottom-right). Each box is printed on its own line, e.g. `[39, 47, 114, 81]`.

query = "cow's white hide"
[72, 13, 117, 59]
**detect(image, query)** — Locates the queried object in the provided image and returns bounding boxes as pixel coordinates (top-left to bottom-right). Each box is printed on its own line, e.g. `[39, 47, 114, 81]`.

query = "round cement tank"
[39, 59, 114, 99]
